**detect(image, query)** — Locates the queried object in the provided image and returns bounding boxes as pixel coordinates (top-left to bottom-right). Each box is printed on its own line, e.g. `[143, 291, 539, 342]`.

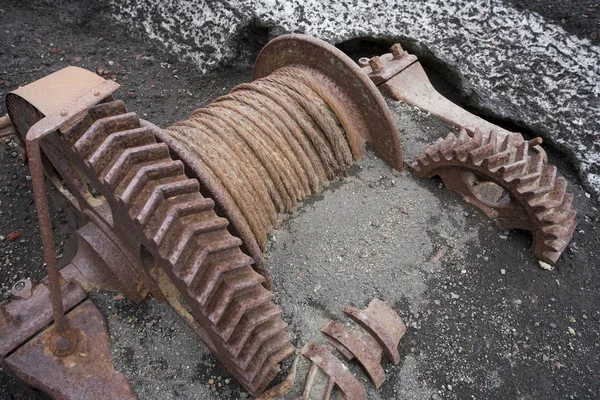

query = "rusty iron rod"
[26, 138, 68, 333]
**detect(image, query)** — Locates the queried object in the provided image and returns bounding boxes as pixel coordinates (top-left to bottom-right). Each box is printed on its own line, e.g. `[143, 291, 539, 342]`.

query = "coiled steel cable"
[166, 66, 353, 249]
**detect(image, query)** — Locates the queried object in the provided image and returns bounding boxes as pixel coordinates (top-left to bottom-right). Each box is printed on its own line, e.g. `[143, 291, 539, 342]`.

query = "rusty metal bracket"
[4, 300, 137, 399]
[362, 44, 517, 141]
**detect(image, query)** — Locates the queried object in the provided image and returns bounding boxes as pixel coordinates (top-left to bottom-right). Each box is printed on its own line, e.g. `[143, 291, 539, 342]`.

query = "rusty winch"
[0, 35, 576, 399]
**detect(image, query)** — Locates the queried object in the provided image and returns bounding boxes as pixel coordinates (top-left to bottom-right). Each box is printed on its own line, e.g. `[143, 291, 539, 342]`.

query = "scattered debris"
[6, 230, 21, 241]
[344, 299, 407, 365]
[431, 246, 449, 263]
[321, 321, 386, 388]
[301, 341, 367, 400]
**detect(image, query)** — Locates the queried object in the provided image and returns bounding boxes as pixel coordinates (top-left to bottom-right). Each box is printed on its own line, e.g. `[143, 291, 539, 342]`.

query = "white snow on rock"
[109, 0, 600, 198]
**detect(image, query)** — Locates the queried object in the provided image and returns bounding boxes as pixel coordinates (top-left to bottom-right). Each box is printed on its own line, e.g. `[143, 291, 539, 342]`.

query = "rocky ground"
[0, 1, 599, 399]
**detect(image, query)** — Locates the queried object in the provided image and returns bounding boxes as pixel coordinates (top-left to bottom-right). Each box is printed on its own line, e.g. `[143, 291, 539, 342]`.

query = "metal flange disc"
[253, 34, 404, 171]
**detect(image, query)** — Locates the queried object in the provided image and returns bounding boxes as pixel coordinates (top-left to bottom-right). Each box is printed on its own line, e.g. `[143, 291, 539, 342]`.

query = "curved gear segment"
[412, 129, 576, 265]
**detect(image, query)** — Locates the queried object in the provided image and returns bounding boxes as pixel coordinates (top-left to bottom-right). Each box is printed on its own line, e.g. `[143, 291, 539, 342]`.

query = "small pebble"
[500, 269, 506, 275]
[538, 261, 554, 270]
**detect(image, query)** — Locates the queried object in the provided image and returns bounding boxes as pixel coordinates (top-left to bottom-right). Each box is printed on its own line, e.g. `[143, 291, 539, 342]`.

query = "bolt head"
[56, 337, 71, 351]
[60, 110, 68, 116]
[391, 43, 405, 58]
[368, 56, 385, 72]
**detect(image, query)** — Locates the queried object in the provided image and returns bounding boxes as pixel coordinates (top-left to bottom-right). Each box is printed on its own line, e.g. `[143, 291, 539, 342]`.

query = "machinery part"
[255, 355, 299, 400]
[301, 341, 367, 400]
[321, 321, 385, 389]
[254, 34, 403, 171]
[166, 66, 353, 252]
[3, 35, 407, 397]
[5, 67, 294, 396]
[358, 43, 418, 85]
[361, 43, 536, 156]
[344, 299, 406, 365]
[157, 34, 403, 274]
[0, 114, 15, 138]
[412, 129, 577, 264]
[11, 279, 33, 300]
[59, 99, 294, 394]
[3, 300, 136, 400]
[0, 279, 87, 357]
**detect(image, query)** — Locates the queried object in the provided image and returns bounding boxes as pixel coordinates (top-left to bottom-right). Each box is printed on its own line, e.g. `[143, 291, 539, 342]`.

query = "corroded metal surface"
[4, 300, 136, 400]
[358, 43, 418, 85]
[0, 280, 86, 357]
[366, 44, 519, 145]
[321, 321, 386, 388]
[54, 99, 293, 395]
[255, 355, 299, 400]
[412, 129, 577, 264]
[166, 66, 352, 254]
[301, 341, 367, 400]
[344, 299, 406, 366]
[254, 34, 403, 171]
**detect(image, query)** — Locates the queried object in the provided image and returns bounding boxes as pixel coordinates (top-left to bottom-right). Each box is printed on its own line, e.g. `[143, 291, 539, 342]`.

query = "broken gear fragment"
[412, 129, 577, 264]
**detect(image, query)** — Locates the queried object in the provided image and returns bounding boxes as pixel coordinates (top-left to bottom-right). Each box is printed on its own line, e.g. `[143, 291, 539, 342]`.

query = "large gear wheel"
[26, 97, 294, 395]
[412, 128, 577, 265]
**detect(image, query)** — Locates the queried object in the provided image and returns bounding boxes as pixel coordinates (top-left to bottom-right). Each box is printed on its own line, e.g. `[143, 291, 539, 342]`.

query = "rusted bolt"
[56, 337, 72, 352]
[11, 278, 32, 300]
[391, 43, 405, 59]
[49, 329, 79, 357]
[93, 91, 101, 96]
[368, 56, 386, 72]
[358, 57, 371, 68]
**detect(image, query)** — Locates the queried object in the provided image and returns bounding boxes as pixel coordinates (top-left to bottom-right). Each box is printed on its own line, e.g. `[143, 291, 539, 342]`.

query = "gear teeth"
[453, 137, 480, 161]
[75, 112, 140, 159]
[180, 239, 247, 287]
[487, 130, 499, 151]
[439, 132, 458, 159]
[88, 127, 156, 172]
[103, 143, 171, 188]
[88, 100, 128, 120]
[191, 253, 255, 304]
[165, 216, 230, 264]
[226, 303, 282, 355]
[64, 100, 129, 145]
[134, 179, 200, 228]
[537, 193, 574, 224]
[237, 318, 288, 370]
[249, 342, 295, 389]
[457, 128, 470, 143]
[412, 128, 576, 265]
[205, 267, 266, 325]
[215, 287, 273, 334]
[244, 330, 292, 381]
[467, 142, 494, 165]
[117, 160, 185, 205]
[152, 196, 216, 247]
[66, 103, 293, 395]
[482, 150, 511, 171]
